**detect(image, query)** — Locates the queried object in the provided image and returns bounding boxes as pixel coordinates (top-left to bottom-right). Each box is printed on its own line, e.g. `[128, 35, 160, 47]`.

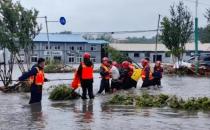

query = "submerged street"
[0, 73, 210, 130]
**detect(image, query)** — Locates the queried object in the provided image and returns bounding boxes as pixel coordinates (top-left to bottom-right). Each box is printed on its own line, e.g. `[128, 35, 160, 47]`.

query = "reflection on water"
[29, 103, 45, 129]
[1, 74, 210, 130]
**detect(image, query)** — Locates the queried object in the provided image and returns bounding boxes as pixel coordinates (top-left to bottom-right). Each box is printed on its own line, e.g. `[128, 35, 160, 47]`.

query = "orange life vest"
[29, 67, 45, 86]
[82, 63, 93, 79]
[101, 64, 110, 80]
[141, 66, 153, 81]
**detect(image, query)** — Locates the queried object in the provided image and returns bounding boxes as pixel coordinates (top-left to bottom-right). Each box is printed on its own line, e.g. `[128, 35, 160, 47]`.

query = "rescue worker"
[153, 61, 163, 87]
[109, 61, 120, 92]
[141, 59, 153, 88]
[77, 53, 94, 99]
[19, 58, 48, 104]
[97, 57, 111, 94]
[128, 60, 138, 88]
[120, 61, 133, 90]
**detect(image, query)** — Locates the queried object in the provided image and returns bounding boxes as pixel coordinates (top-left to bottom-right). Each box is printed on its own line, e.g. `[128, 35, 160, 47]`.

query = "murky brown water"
[1, 71, 210, 130]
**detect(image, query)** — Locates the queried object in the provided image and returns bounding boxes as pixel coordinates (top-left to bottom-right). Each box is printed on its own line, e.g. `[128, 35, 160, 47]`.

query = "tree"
[204, 8, 210, 23]
[105, 46, 127, 63]
[160, 1, 193, 64]
[0, 0, 41, 88]
[199, 8, 210, 43]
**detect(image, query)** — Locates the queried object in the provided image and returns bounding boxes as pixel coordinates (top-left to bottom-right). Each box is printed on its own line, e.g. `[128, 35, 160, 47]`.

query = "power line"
[75, 29, 159, 35]
[182, 0, 210, 7]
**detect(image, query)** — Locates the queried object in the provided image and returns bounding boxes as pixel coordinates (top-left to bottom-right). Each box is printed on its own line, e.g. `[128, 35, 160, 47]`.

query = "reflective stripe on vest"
[34, 67, 45, 85]
[101, 64, 110, 80]
[82, 63, 93, 79]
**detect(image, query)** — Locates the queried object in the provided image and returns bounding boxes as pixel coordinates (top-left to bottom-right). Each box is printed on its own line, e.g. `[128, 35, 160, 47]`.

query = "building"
[110, 43, 210, 63]
[19, 33, 109, 64]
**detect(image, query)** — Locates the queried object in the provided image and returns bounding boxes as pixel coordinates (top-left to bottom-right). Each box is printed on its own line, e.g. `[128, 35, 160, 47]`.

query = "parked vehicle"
[187, 54, 210, 68]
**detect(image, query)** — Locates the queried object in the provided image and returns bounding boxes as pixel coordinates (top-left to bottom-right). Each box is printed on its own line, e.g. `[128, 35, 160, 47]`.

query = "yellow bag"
[131, 68, 142, 81]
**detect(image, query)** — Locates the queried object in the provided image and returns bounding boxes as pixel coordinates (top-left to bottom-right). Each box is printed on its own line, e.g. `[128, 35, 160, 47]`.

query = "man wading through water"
[19, 58, 48, 104]
[77, 53, 94, 100]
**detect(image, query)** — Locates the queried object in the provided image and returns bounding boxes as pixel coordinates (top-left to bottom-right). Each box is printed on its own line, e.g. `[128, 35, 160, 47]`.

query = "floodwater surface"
[0, 72, 210, 130]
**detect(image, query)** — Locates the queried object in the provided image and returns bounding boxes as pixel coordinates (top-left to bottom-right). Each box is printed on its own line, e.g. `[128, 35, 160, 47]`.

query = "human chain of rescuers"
[18, 52, 163, 104]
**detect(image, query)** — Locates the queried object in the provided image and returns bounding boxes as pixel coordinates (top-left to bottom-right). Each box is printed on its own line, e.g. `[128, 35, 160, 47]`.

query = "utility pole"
[155, 14, 161, 62]
[195, 0, 199, 74]
[44, 16, 51, 61]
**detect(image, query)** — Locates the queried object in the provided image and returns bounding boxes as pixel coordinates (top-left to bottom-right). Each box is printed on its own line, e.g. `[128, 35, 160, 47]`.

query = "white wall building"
[110, 43, 210, 63]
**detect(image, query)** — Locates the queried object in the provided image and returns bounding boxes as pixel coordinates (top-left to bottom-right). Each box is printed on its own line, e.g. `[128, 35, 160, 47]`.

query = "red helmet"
[141, 59, 148, 67]
[102, 57, 109, 61]
[83, 52, 91, 59]
[122, 61, 130, 68]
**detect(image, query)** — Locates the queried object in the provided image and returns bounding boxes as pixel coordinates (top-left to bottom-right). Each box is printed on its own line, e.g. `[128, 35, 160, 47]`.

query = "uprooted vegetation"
[49, 84, 80, 100]
[108, 93, 210, 111]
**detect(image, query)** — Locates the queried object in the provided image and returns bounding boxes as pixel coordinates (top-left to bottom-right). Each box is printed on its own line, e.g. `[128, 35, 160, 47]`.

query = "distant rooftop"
[33, 33, 108, 44]
[34, 33, 86, 43]
[110, 43, 210, 52]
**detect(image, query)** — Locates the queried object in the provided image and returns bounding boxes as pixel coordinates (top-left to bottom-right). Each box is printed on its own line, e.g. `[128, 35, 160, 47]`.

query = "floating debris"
[108, 93, 210, 111]
[49, 84, 80, 100]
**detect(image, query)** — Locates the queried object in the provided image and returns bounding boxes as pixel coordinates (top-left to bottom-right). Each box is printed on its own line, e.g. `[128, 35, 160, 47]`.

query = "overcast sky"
[15, 0, 210, 37]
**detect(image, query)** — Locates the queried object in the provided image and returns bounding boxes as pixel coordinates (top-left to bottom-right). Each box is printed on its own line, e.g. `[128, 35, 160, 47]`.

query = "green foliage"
[199, 27, 210, 43]
[108, 93, 210, 111]
[0, 0, 41, 87]
[204, 8, 210, 23]
[49, 84, 80, 100]
[160, 1, 193, 61]
[105, 46, 127, 63]
[0, 0, 41, 53]
[199, 9, 210, 43]
[108, 94, 134, 105]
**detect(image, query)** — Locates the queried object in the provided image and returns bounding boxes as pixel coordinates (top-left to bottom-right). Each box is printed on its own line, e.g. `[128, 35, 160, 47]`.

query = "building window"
[145, 52, 150, 57]
[91, 45, 97, 51]
[77, 55, 82, 63]
[31, 56, 38, 62]
[165, 52, 171, 57]
[91, 56, 96, 63]
[134, 53, 139, 57]
[77, 46, 83, 51]
[54, 45, 60, 50]
[54, 56, 62, 63]
[68, 53, 75, 63]
[46, 45, 52, 50]
[70, 46, 74, 51]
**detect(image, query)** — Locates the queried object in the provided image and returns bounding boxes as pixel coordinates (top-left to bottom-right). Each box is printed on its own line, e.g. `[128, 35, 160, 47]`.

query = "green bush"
[109, 94, 134, 105]
[108, 93, 210, 111]
[49, 84, 80, 100]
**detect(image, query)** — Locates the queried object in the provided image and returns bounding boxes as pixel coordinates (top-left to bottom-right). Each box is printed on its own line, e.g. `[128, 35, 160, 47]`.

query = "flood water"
[1, 71, 210, 130]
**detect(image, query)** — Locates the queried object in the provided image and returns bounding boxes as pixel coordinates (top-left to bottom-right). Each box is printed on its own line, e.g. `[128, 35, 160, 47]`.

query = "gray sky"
[16, 0, 210, 37]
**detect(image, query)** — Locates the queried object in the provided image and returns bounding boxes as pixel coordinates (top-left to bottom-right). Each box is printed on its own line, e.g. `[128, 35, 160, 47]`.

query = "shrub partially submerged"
[49, 84, 80, 100]
[109, 94, 134, 105]
[108, 93, 210, 111]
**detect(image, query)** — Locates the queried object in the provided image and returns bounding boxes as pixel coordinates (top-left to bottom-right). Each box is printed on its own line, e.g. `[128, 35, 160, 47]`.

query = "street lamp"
[155, 14, 161, 62]
[37, 16, 66, 61]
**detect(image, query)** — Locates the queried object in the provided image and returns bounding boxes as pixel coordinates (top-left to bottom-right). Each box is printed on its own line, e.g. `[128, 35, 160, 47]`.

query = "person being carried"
[97, 57, 111, 94]
[109, 61, 120, 93]
[153, 61, 163, 87]
[19, 58, 48, 104]
[77, 53, 94, 100]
